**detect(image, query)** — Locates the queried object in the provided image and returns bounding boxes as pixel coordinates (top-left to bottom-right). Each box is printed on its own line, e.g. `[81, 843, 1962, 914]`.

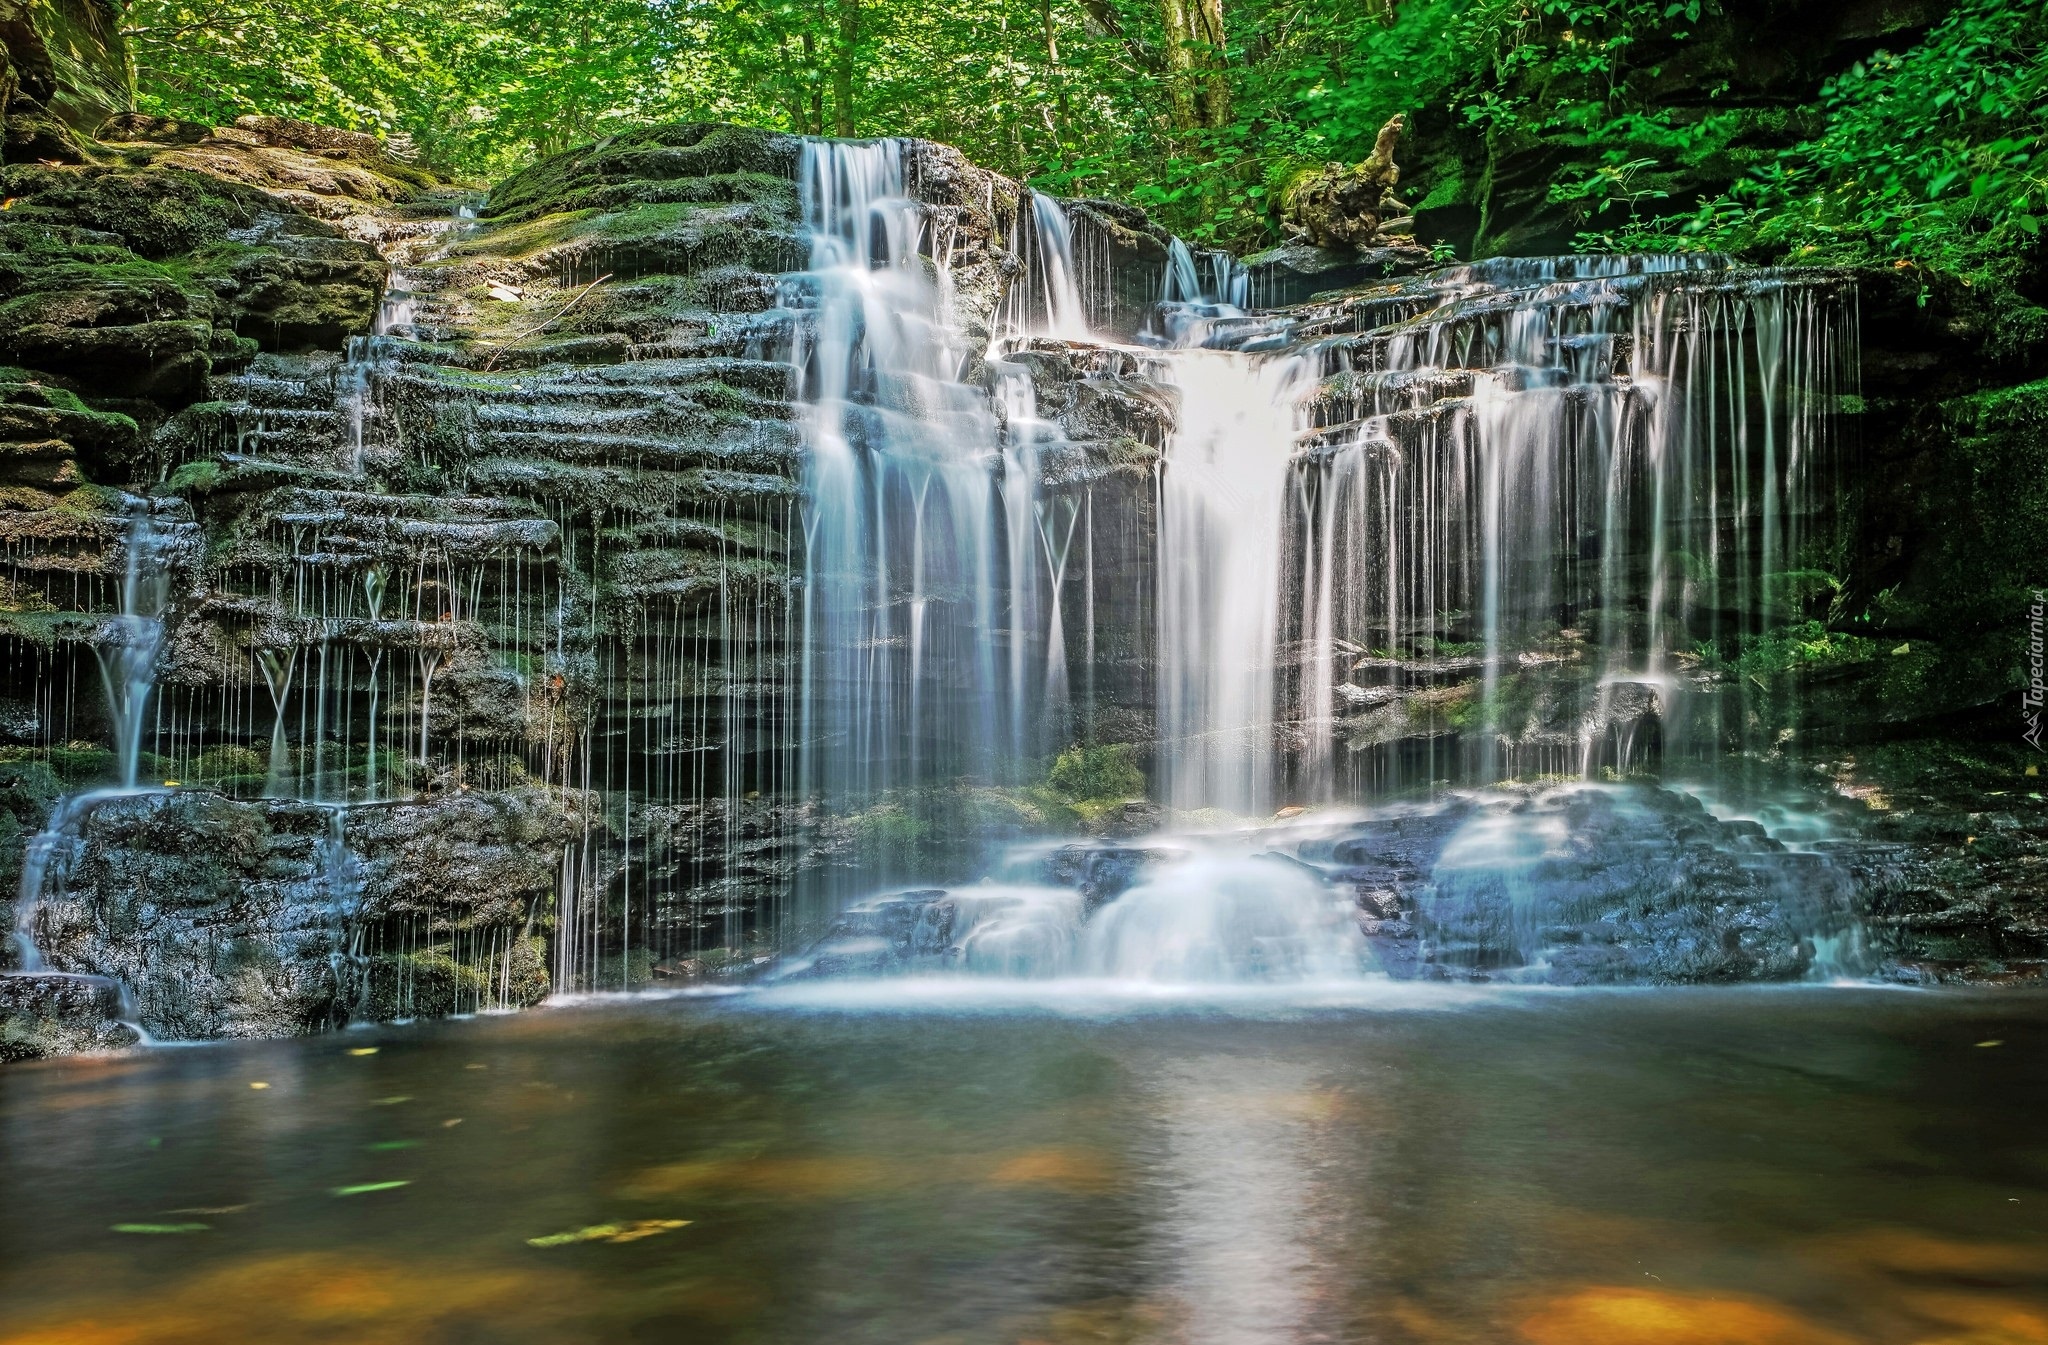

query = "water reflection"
[3, 989, 2046, 1343]
[1144, 1056, 1358, 1343]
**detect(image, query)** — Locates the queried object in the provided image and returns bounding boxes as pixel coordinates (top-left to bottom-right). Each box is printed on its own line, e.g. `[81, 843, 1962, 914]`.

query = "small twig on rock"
[481, 273, 612, 371]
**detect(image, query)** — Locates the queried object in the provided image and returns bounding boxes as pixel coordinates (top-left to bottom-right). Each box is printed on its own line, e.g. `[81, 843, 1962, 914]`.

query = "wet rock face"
[1043, 842, 1168, 914]
[1805, 741, 2048, 985]
[793, 889, 961, 977]
[0, 113, 1188, 1048]
[1239, 243, 1436, 308]
[1061, 200, 1177, 337]
[782, 782, 1885, 986]
[1289, 784, 1868, 984]
[16, 787, 580, 1043]
[0, 972, 138, 1061]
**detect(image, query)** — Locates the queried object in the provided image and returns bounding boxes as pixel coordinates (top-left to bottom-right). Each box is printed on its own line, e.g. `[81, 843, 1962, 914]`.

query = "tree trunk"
[1040, 0, 1068, 140]
[1159, 0, 1227, 131]
[1193, 0, 1229, 128]
[776, 31, 805, 132]
[802, 30, 823, 134]
[833, 0, 859, 137]
[1158, 0, 1198, 131]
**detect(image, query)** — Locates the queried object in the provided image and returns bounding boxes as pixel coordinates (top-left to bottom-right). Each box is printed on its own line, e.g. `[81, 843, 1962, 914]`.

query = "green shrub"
[1046, 743, 1146, 802]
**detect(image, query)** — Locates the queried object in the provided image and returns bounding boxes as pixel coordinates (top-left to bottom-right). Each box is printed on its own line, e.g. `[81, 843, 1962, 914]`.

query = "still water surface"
[3, 986, 2045, 1343]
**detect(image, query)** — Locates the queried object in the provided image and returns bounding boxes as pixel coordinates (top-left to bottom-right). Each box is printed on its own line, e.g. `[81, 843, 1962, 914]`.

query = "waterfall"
[1154, 352, 1315, 815]
[789, 141, 1103, 874]
[1276, 256, 1854, 798]
[317, 805, 366, 1005]
[93, 508, 172, 791]
[782, 841, 1369, 986]
[2, 135, 1868, 1004]
[1001, 191, 1092, 340]
[11, 508, 173, 972]
[781, 219, 1861, 985]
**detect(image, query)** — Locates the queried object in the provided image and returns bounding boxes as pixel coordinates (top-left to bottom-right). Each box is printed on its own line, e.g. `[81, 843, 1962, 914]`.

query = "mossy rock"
[0, 162, 387, 408]
[485, 124, 803, 224]
[362, 938, 548, 1020]
[0, 164, 277, 259]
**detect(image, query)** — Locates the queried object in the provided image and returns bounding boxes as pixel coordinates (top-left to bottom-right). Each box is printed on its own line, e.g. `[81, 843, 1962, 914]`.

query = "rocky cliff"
[0, 115, 1192, 1056]
[1, 100, 2044, 1058]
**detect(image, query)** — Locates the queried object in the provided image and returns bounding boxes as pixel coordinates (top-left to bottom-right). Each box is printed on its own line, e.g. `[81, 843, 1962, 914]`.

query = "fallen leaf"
[347, 1047, 379, 1056]
[371, 1096, 412, 1106]
[332, 1181, 411, 1197]
[527, 1219, 690, 1248]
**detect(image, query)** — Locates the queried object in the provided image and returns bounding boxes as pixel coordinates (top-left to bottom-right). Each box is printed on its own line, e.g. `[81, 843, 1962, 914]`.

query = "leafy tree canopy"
[122, 0, 2046, 282]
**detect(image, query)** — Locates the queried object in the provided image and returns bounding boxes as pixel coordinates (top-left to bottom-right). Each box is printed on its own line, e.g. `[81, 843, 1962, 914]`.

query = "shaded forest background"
[107, 0, 2043, 284]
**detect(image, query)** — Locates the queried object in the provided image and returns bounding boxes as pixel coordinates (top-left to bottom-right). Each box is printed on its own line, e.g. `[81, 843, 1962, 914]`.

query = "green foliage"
[1895, 379, 2048, 634]
[1611, 0, 2048, 284]
[1045, 743, 1145, 802]
[1729, 621, 1880, 683]
[164, 459, 223, 494]
[116, 0, 2046, 291]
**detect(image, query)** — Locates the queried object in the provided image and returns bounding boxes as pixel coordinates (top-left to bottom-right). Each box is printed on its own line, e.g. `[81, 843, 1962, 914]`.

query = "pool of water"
[3, 986, 2045, 1343]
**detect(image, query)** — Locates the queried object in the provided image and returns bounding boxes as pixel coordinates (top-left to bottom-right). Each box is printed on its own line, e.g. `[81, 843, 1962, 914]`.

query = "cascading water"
[0, 134, 1878, 1017]
[95, 508, 172, 792]
[776, 186, 1380, 987]
[1152, 351, 1315, 816]
[780, 191, 1866, 987]
[784, 840, 1369, 986]
[793, 139, 1005, 811]
[10, 507, 173, 977]
[1000, 191, 1092, 340]
[788, 141, 1096, 924]
[1275, 256, 1854, 799]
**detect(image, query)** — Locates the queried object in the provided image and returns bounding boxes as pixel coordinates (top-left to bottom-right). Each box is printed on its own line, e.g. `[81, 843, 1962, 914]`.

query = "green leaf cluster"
[119, 0, 2046, 287]
[1599, 0, 2048, 286]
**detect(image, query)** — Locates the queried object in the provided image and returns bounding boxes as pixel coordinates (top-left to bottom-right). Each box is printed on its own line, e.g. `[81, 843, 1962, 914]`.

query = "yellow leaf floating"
[333, 1181, 411, 1196]
[527, 1219, 690, 1248]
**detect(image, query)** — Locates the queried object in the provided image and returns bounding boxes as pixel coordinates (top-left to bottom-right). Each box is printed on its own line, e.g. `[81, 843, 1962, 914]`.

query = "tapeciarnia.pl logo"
[2027, 589, 2046, 750]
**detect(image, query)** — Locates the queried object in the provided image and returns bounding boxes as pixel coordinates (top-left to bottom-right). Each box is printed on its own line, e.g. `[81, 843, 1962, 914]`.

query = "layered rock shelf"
[1, 110, 2043, 1059]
